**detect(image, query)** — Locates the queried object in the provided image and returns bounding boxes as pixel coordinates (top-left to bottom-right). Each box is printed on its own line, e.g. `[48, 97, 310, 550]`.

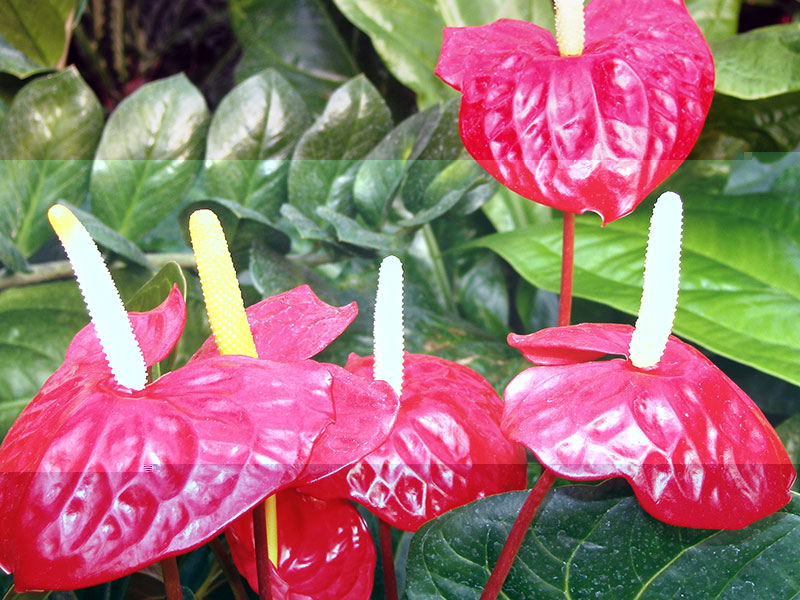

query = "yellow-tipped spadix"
[555, 0, 585, 57]
[629, 192, 683, 369]
[188, 208, 277, 565]
[188, 210, 257, 358]
[47, 204, 147, 390]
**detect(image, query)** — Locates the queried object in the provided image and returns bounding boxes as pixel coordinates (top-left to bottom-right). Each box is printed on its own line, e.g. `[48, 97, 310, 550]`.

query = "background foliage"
[0, 0, 799, 598]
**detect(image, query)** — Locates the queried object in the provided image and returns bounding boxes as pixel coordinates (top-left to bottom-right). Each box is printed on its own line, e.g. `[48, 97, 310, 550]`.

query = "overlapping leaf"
[405, 485, 800, 599]
[469, 193, 800, 387]
[0, 68, 102, 256]
[90, 74, 209, 243]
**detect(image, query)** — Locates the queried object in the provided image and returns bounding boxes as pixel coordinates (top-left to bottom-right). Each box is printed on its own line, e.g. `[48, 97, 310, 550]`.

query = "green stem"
[420, 223, 456, 313]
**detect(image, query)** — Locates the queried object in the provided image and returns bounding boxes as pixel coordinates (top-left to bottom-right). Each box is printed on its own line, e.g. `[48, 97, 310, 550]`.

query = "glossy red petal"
[435, 0, 714, 223]
[294, 365, 399, 486]
[306, 353, 527, 531]
[226, 489, 375, 600]
[0, 357, 337, 590]
[508, 322, 632, 365]
[64, 285, 186, 370]
[191, 285, 357, 362]
[503, 325, 795, 529]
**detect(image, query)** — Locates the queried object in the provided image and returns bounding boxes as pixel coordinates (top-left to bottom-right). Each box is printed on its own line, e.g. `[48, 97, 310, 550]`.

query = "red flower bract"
[226, 489, 375, 600]
[503, 323, 796, 529]
[435, 0, 714, 223]
[0, 285, 397, 591]
[304, 353, 528, 532]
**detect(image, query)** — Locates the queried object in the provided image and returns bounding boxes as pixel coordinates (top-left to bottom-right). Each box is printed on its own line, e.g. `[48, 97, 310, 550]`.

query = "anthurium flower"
[304, 257, 528, 531]
[435, 0, 714, 224]
[187, 210, 398, 599]
[502, 193, 795, 529]
[0, 207, 395, 591]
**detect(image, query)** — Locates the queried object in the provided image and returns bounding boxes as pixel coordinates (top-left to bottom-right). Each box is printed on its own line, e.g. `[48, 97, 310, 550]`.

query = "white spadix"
[373, 255, 405, 397]
[628, 192, 683, 369]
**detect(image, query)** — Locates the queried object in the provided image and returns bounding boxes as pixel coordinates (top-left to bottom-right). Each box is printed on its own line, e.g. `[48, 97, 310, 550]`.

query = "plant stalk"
[379, 519, 399, 600]
[208, 537, 250, 600]
[558, 212, 575, 327]
[160, 556, 184, 600]
[252, 501, 275, 600]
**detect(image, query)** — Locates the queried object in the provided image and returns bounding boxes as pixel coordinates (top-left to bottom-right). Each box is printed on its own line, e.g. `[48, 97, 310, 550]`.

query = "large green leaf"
[330, 0, 555, 108]
[0, 67, 102, 256]
[0, 280, 87, 439]
[287, 75, 392, 234]
[697, 91, 800, 155]
[405, 484, 800, 599]
[0, 0, 75, 68]
[204, 69, 311, 220]
[685, 0, 740, 44]
[229, 0, 358, 113]
[713, 23, 800, 100]
[469, 194, 800, 387]
[0, 34, 51, 78]
[90, 74, 209, 242]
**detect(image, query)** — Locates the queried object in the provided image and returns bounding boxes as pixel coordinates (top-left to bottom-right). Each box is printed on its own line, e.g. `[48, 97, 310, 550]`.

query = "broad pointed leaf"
[90, 74, 209, 242]
[469, 193, 800, 387]
[204, 69, 311, 220]
[405, 485, 800, 599]
[0, 68, 102, 256]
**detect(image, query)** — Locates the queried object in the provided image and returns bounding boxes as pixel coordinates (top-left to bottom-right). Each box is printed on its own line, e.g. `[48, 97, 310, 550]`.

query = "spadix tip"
[47, 204, 81, 239]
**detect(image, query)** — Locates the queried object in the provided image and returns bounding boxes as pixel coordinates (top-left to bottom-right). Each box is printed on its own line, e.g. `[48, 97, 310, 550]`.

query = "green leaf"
[229, 0, 358, 113]
[330, 0, 555, 108]
[405, 484, 800, 599]
[685, 0, 740, 44]
[179, 198, 290, 270]
[0, 67, 103, 256]
[249, 239, 336, 300]
[776, 413, 800, 492]
[469, 193, 800, 387]
[125, 262, 187, 313]
[0, 234, 28, 272]
[0, 0, 74, 67]
[0, 34, 51, 78]
[0, 280, 87, 438]
[204, 69, 311, 220]
[90, 74, 209, 242]
[713, 23, 800, 100]
[287, 75, 392, 232]
[697, 91, 800, 155]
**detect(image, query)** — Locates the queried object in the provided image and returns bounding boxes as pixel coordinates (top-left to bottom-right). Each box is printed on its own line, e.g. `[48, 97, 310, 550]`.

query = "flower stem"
[160, 557, 184, 600]
[253, 501, 275, 600]
[479, 469, 557, 600]
[421, 223, 456, 313]
[379, 519, 399, 600]
[208, 537, 250, 600]
[558, 212, 575, 327]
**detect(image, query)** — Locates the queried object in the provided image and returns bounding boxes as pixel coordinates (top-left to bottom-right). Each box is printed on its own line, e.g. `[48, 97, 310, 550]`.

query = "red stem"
[208, 537, 250, 600]
[160, 557, 183, 600]
[479, 469, 558, 600]
[480, 210, 575, 599]
[558, 212, 575, 327]
[252, 501, 274, 600]
[379, 519, 399, 600]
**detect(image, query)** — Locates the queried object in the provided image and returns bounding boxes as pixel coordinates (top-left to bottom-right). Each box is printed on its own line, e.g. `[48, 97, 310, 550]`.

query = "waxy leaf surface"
[436, 0, 714, 223]
[405, 485, 800, 599]
[504, 323, 795, 529]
